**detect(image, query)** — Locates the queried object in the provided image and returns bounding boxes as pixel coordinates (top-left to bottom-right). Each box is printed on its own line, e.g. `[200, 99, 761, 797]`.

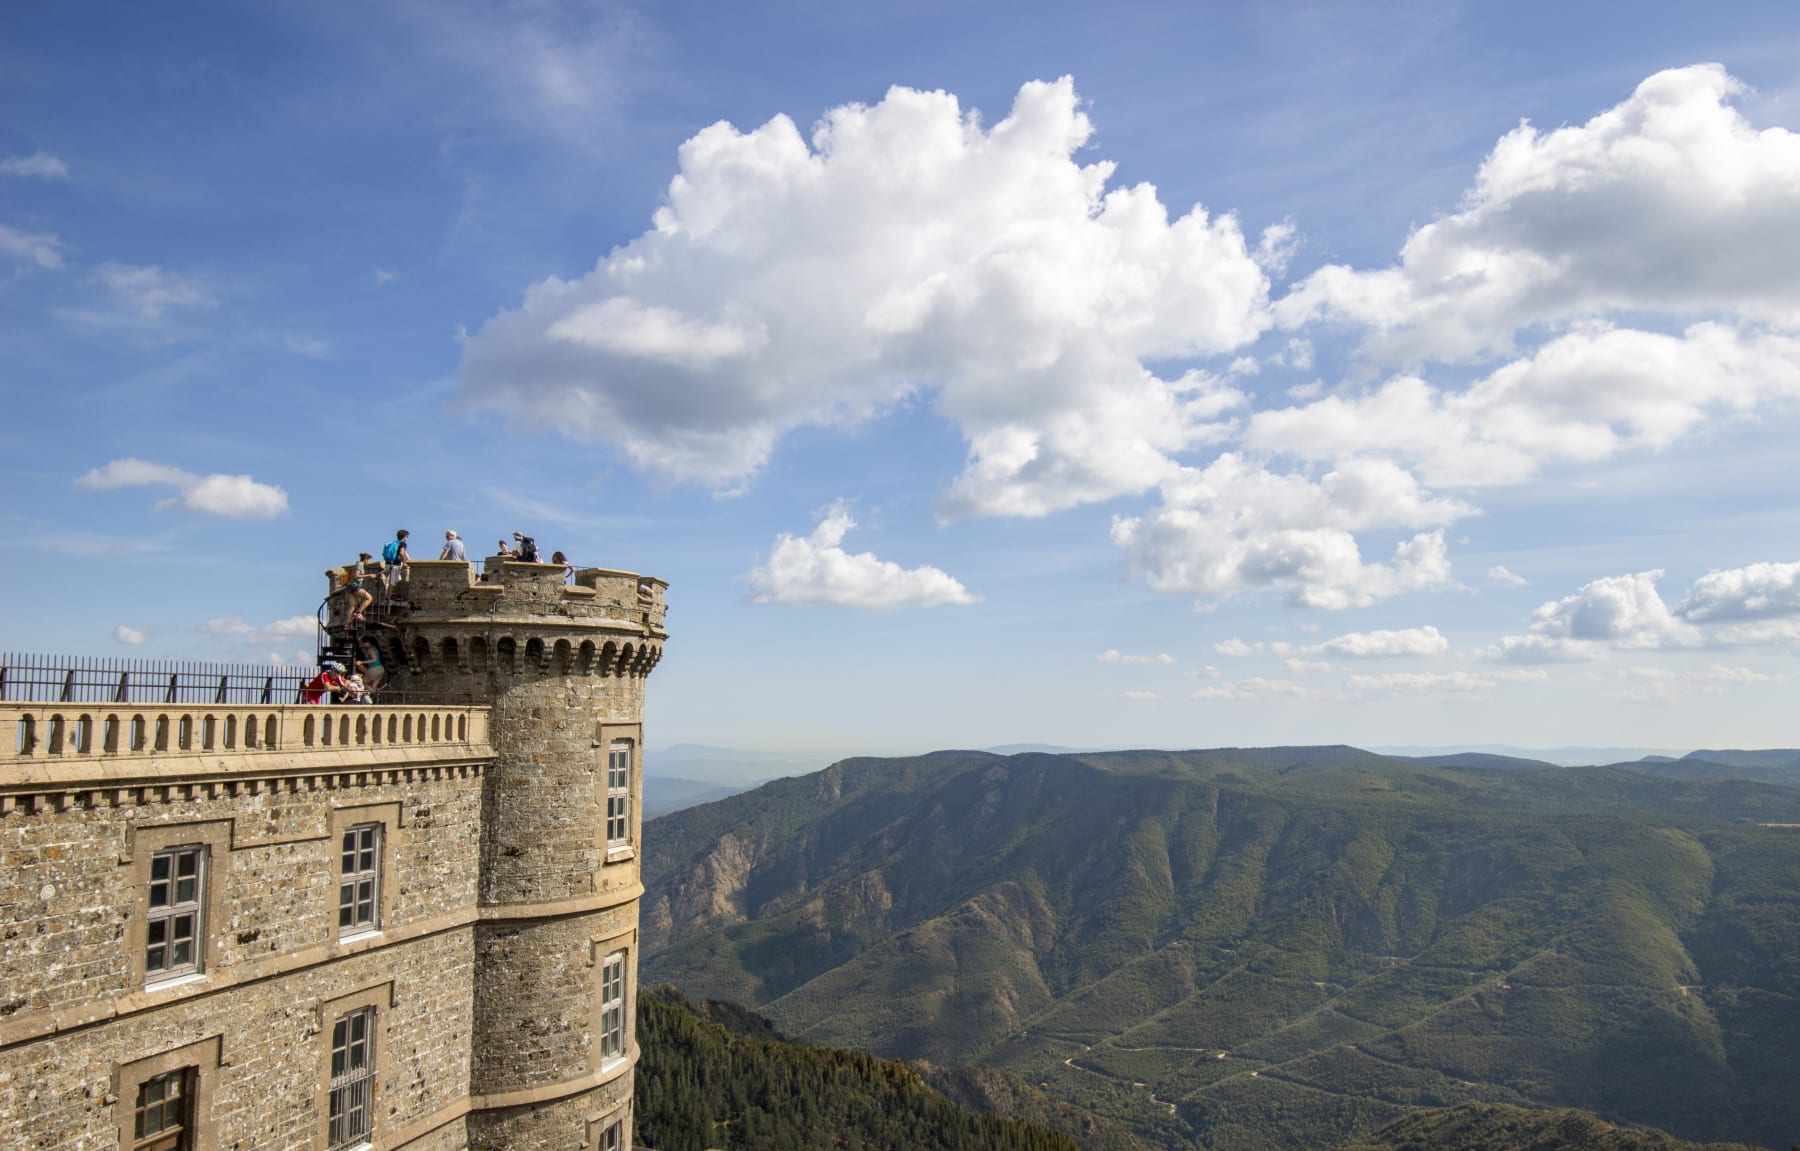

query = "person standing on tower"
[440, 530, 467, 561]
[383, 529, 411, 585]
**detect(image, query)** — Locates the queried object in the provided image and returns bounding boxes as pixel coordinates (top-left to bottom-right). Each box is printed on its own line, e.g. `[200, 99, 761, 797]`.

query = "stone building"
[0, 558, 667, 1151]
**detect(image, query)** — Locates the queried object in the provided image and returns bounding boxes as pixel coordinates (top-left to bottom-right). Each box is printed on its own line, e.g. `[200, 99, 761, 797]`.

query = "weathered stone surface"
[1, 557, 663, 1150]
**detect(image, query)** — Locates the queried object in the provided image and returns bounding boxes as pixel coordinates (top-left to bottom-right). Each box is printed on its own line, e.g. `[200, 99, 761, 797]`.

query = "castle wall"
[0, 557, 666, 1151]
[1, 704, 488, 1151]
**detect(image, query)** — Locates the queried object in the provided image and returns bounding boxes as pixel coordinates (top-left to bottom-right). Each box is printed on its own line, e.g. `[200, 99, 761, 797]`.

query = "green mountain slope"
[633, 985, 1081, 1151]
[641, 747, 1800, 1150]
[1336, 1102, 1763, 1151]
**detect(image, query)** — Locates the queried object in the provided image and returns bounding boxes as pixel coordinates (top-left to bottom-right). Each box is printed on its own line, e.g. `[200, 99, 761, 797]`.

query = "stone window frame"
[125, 820, 232, 990]
[145, 845, 206, 983]
[590, 925, 637, 1075]
[604, 739, 632, 856]
[598, 949, 627, 1066]
[328, 802, 400, 944]
[113, 1035, 222, 1151]
[314, 982, 395, 1151]
[327, 1006, 377, 1150]
[132, 1066, 192, 1150]
[582, 1100, 631, 1151]
[594, 723, 640, 863]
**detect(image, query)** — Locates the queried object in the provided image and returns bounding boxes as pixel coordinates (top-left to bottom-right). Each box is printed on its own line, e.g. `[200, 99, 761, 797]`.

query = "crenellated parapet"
[340, 561, 667, 685]
[395, 561, 667, 633]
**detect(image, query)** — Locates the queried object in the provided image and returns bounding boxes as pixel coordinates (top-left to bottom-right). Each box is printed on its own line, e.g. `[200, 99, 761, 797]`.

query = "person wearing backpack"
[512, 532, 540, 563]
[383, 529, 410, 586]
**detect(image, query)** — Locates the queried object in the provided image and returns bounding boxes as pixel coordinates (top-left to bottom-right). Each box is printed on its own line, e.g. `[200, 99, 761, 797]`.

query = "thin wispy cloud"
[0, 151, 69, 179]
[1096, 650, 1177, 665]
[0, 223, 64, 269]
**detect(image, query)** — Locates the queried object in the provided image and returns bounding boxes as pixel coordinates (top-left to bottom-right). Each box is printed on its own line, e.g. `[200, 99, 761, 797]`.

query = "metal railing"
[0, 653, 312, 705]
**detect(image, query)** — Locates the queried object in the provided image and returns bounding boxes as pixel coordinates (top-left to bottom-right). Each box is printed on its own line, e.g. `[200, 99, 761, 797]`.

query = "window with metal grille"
[599, 950, 626, 1062]
[338, 824, 381, 934]
[327, 1007, 376, 1150]
[146, 846, 205, 982]
[132, 1068, 193, 1151]
[606, 741, 631, 850]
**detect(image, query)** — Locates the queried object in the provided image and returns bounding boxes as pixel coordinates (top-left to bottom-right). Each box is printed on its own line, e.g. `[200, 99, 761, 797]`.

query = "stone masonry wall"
[2, 929, 475, 1150]
[0, 769, 481, 1021]
[0, 718, 488, 1151]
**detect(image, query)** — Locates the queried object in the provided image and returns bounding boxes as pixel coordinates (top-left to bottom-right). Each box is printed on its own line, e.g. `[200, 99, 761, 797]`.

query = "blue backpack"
[382, 539, 402, 564]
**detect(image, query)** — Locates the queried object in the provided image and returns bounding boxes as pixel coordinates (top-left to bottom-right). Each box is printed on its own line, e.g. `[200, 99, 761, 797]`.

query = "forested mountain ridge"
[641, 747, 1800, 1150]
[633, 984, 1086, 1151]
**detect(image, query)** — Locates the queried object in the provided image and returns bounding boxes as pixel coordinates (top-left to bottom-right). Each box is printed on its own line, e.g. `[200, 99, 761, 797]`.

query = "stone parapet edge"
[0, 755, 490, 813]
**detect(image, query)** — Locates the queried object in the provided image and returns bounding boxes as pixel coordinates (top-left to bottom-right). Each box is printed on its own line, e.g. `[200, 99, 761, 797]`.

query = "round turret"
[361, 558, 666, 1149]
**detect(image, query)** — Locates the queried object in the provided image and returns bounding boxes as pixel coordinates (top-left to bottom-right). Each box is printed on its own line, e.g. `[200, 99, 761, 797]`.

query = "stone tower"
[390, 558, 666, 1149]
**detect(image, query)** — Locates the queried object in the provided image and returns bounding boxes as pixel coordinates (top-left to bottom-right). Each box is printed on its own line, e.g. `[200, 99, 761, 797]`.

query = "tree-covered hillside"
[633, 985, 1081, 1151]
[641, 747, 1800, 1150]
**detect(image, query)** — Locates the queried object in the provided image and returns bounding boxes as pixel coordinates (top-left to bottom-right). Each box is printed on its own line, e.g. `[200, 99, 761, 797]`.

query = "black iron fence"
[0, 653, 312, 705]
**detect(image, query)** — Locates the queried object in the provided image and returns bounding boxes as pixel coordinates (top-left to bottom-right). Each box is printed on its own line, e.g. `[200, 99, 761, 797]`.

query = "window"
[146, 846, 205, 982]
[338, 824, 381, 935]
[599, 950, 626, 1063]
[328, 1007, 376, 1150]
[606, 741, 631, 851]
[595, 1116, 624, 1151]
[132, 1068, 193, 1151]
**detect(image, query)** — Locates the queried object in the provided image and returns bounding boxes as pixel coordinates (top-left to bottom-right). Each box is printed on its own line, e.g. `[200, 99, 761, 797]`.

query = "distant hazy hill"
[643, 775, 749, 820]
[1372, 745, 1686, 766]
[1620, 749, 1800, 791]
[641, 746, 1800, 1150]
[1337, 1102, 1763, 1151]
[634, 985, 1081, 1151]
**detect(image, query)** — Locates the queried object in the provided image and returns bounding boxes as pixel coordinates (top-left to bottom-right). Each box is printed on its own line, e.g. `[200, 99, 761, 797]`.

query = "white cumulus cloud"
[1489, 560, 1800, 661]
[458, 78, 1274, 516]
[1277, 65, 1800, 363]
[1249, 324, 1800, 487]
[1111, 454, 1467, 609]
[1676, 561, 1800, 622]
[113, 625, 147, 645]
[747, 501, 976, 609]
[76, 458, 289, 520]
[1488, 565, 1528, 587]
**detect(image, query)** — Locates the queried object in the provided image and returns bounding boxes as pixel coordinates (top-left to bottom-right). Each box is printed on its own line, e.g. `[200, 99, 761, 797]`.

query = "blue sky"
[5, 1, 1800, 755]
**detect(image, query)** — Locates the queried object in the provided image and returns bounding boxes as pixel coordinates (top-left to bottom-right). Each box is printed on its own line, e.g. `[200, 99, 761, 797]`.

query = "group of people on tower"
[375, 528, 576, 585]
[314, 525, 578, 706]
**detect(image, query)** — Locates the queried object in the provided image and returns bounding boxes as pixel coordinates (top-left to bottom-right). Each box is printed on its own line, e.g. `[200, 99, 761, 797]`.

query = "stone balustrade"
[4, 701, 489, 764]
